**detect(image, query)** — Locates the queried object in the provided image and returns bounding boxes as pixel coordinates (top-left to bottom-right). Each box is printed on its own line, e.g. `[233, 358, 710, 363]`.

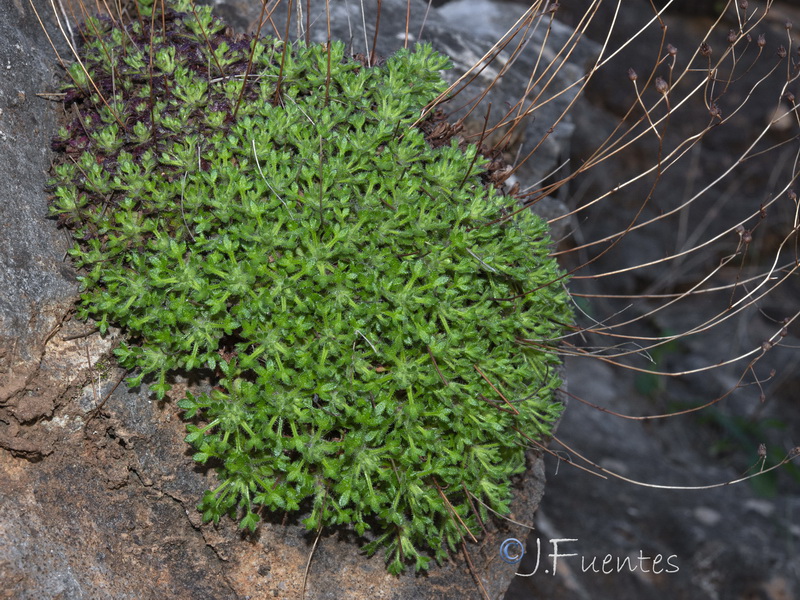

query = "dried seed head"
[727, 30, 738, 45]
[700, 42, 712, 57]
[761, 340, 772, 351]
[709, 103, 722, 119]
[778, 45, 787, 59]
[655, 76, 669, 94]
[739, 0, 748, 9]
[757, 33, 766, 48]
[430, 122, 450, 139]
[758, 443, 767, 458]
[788, 189, 797, 201]
[667, 43, 677, 56]
[742, 229, 753, 244]
[786, 91, 796, 104]
[627, 67, 638, 81]
[786, 20, 793, 31]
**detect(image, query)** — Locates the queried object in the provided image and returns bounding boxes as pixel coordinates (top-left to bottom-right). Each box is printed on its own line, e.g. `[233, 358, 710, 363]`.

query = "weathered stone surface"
[509, 355, 800, 600]
[0, 0, 77, 419]
[0, 0, 76, 364]
[0, 362, 554, 599]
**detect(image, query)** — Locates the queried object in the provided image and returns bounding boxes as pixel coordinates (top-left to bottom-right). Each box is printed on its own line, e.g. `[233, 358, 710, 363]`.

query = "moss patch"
[49, 0, 572, 573]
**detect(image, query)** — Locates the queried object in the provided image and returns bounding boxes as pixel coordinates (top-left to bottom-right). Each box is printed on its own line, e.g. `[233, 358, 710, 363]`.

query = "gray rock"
[0, 0, 76, 371]
[0, 0, 81, 461]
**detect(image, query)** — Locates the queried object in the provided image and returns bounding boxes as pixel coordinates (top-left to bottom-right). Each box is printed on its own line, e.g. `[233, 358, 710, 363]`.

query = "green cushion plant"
[49, 0, 572, 574]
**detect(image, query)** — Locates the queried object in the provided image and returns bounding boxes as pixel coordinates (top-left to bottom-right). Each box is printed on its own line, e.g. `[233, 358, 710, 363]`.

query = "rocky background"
[1, 0, 799, 598]
[510, 1, 800, 599]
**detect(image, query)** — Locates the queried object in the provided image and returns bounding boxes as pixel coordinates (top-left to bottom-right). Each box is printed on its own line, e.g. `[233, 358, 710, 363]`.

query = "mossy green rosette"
[49, 1, 573, 574]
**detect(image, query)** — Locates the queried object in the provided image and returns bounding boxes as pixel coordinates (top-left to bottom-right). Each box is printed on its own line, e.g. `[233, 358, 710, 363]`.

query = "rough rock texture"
[0, 364, 555, 599]
[0, 0, 78, 457]
[509, 356, 800, 600]
[0, 0, 575, 599]
[0, 0, 76, 355]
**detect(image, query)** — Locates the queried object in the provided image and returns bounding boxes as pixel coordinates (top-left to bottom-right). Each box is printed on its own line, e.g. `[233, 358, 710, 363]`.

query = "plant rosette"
[49, 0, 573, 574]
